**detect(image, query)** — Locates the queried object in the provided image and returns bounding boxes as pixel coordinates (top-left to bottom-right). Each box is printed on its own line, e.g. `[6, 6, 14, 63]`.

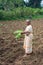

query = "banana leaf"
[13, 30, 23, 39]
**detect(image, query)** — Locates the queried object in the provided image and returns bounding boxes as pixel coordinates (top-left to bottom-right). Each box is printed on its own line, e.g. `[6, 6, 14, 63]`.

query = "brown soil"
[0, 19, 43, 65]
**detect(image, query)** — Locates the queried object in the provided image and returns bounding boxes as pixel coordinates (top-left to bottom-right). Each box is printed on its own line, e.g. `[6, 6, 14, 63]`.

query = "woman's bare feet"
[23, 52, 33, 57]
[23, 54, 27, 57]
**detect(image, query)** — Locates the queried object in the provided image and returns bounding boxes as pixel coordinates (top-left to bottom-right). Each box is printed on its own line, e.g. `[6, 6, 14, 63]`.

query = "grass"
[14, 15, 43, 21]
[0, 14, 43, 21]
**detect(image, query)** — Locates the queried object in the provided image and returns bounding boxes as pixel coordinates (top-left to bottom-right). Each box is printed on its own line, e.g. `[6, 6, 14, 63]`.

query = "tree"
[0, 0, 42, 10]
[14, 0, 24, 7]
[28, 0, 41, 8]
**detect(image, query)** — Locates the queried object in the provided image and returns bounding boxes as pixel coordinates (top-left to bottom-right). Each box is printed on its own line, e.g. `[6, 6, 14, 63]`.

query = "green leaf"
[13, 30, 23, 39]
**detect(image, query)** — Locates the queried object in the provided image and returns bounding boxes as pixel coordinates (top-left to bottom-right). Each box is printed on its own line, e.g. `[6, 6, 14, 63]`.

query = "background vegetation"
[0, 0, 43, 20]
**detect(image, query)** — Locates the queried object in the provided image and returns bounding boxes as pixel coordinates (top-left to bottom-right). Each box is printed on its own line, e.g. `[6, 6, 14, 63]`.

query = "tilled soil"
[0, 19, 43, 65]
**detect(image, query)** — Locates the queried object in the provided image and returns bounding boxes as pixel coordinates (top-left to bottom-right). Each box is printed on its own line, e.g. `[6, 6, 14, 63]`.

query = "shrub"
[0, 7, 43, 20]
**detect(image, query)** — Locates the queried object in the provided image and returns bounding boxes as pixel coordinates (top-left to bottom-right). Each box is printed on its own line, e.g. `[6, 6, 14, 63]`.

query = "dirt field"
[0, 19, 43, 65]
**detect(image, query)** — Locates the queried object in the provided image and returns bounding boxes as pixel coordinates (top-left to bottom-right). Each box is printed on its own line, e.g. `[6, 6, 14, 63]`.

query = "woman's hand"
[21, 32, 23, 35]
[21, 31, 30, 35]
[26, 33, 29, 36]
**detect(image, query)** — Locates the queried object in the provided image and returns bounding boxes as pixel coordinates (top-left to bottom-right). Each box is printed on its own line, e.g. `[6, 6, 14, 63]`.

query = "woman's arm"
[21, 31, 30, 35]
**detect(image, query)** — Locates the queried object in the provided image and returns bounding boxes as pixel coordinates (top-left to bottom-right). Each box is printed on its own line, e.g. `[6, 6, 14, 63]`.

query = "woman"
[21, 19, 33, 57]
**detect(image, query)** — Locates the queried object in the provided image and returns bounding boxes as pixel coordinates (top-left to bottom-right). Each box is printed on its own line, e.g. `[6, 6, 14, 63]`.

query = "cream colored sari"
[23, 25, 33, 54]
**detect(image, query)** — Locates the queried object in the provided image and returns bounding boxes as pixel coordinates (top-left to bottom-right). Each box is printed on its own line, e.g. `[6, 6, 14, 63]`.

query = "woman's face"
[26, 21, 30, 25]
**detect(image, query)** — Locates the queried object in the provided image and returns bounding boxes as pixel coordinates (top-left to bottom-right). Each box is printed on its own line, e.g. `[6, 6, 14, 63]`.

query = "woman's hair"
[26, 19, 31, 22]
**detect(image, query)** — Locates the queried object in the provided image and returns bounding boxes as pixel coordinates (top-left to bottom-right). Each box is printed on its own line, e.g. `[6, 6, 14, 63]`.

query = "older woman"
[21, 19, 33, 57]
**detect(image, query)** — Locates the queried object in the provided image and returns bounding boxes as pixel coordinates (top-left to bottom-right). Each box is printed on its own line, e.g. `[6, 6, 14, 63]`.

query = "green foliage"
[0, 0, 24, 10]
[0, 0, 43, 20]
[13, 30, 23, 39]
[0, 0, 42, 10]
[14, 0, 24, 7]
[29, 0, 41, 8]
[39, 8, 43, 14]
[0, 7, 43, 20]
[0, 10, 4, 20]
